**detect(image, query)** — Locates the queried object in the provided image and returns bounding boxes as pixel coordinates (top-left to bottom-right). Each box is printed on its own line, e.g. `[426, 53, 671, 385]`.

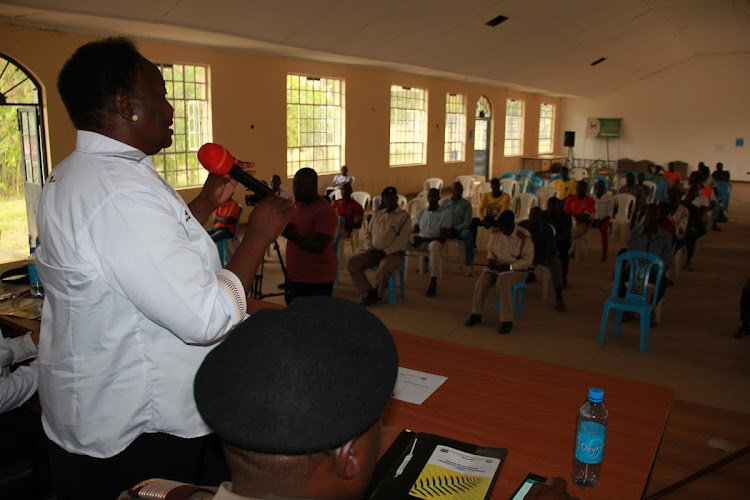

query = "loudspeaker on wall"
[564, 131, 575, 147]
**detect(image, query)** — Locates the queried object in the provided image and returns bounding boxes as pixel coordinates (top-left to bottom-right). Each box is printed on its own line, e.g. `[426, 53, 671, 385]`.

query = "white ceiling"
[0, 0, 748, 98]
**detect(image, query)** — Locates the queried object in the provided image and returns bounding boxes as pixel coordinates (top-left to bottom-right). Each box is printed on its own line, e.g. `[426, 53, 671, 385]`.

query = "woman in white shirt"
[36, 37, 292, 499]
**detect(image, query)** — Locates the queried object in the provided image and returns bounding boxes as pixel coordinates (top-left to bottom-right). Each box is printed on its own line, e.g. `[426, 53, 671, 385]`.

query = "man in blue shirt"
[413, 188, 451, 296]
[440, 182, 475, 276]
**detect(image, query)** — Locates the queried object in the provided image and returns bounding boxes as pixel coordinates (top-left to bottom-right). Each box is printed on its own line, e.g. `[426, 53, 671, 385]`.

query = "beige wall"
[0, 23, 562, 211]
[560, 53, 750, 181]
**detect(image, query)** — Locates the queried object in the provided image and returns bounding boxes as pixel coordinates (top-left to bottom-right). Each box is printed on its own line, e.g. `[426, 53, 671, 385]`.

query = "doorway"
[0, 54, 48, 264]
[473, 95, 492, 178]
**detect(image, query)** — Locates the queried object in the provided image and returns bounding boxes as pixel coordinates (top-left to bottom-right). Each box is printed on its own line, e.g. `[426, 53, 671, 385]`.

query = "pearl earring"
[131, 114, 139, 122]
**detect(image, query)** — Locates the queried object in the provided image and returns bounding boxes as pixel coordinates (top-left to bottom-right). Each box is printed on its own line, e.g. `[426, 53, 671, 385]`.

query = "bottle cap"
[588, 387, 604, 403]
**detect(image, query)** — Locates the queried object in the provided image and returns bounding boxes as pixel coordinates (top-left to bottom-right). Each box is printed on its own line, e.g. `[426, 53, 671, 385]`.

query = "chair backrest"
[397, 194, 407, 210]
[454, 175, 475, 199]
[612, 251, 665, 306]
[351, 191, 371, 211]
[571, 168, 589, 181]
[526, 176, 545, 194]
[423, 178, 443, 192]
[549, 174, 562, 184]
[537, 186, 559, 211]
[499, 172, 518, 181]
[371, 195, 382, 211]
[329, 188, 343, 201]
[512, 193, 538, 221]
[333, 216, 346, 255]
[619, 171, 638, 186]
[406, 198, 429, 220]
[470, 174, 486, 185]
[518, 169, 535, 179]
[499, 178, 518, 198]
[612, 193, 636, 222]
[642, 181, 657, 202]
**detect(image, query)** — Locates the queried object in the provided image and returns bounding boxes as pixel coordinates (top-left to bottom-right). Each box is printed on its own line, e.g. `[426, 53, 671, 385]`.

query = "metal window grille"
[389, 85, 427, 166]
[286, 75, 344, 177]
[504, 99, 525, 156]
[444, 93, 466, 163]
[151, 63, 211, 187]
[538, 103, 555, 154]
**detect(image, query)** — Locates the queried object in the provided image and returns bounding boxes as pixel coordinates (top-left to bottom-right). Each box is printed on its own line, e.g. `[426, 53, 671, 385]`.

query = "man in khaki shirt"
[465, 210, 534, 334]
[347, 186, 411, 305]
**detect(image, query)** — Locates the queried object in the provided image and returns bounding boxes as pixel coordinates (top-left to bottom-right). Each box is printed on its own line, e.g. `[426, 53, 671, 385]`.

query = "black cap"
[381, 186, 397, 197]
[194, 296, 398, 455]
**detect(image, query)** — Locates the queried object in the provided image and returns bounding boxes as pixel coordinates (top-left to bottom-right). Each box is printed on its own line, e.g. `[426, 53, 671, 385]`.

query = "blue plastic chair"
[526, 176, 545, 194]
[333, 216, 346, 284]
[618, 171, 639, 187]
[493, 270, 528, 318]
[598, 251, 665, 353]
[716, 182, 732, 212]
[549, 174, 562, 184]
[653, 180, 668, 202]
[364, 260, 405, 305]
[216, 205, 244, 266]
[518, 169, 535, 179]
[499, 172, 518, 181]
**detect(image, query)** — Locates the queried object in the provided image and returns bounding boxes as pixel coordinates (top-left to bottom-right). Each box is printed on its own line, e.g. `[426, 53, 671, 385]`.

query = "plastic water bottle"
[27, 247, 44, 298]
[572, 387, 608, 488]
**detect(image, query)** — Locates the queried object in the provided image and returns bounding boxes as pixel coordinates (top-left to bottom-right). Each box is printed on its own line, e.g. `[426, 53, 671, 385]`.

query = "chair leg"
[398, 266, 405, 297]
[598, 306, 610, 344]
[613, 310, 623, 336]
[639, 313, 651, 352]
[388, 274, 397, 305]
[517, 287, 524, 317]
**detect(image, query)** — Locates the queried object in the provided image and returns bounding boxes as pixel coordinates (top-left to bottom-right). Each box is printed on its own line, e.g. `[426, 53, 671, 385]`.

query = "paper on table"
[392, 367, 447, 405]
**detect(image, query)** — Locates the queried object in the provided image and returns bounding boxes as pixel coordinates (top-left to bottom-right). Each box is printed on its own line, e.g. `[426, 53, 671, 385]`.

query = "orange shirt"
[213, 199, 241, 234]
[662, 170, 681, 187]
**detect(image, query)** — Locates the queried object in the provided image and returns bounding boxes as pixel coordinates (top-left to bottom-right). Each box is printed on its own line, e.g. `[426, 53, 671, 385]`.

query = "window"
[151, 63, 211, 187]
[389, 85, 428, 166]
[538, 103, 555, 154]
[286, 75, 345, 177]
[504, 99, 525, 156]
[444, 93, 466, 162]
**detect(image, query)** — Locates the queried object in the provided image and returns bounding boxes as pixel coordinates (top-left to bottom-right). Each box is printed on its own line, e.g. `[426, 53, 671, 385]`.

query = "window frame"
[444, 93, 466, 163]
[538, 102, 555, 154]
[389, 85, 428, 167]
[504, 98, 525, 157]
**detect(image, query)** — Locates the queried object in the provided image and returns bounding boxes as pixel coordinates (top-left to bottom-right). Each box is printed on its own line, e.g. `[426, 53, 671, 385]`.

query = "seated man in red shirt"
[563, 181, 595, 257]
[283, 168, 339, 304]
[332, 183, 364, 238]
[206, 198, 241, 242]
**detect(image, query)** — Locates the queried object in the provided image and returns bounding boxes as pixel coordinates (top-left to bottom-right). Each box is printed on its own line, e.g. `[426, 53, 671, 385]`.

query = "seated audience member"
[347, 187, 411, 306]
[270, 174, 292, 200]
[471, 177, 510, 246]
[122, 296, 399, 500]
[284, 168, 339, 304]
[662, 162, 682, 187]
[412, 188, 451, 297]
[332, 183, 364, 238]
[680, 182, 708, 271]
[698, 164, 720, 231]
[563, 180, 595, 258]
[667, 188, 689, 253]
[518, 207, 566, 312]
[543, 197, 573, 288]
[206, 198, 241, 242]
[736, 278, 750, 338]
[440, 182, 475, 276]
[1, 330, 39, 413]
[618, 172, 646, 229]
[618, 204, 673, 325]
[552, 166, 577, 200]
[591, 179, 613, 261]
[657, 202, 676, 237]
[325, 165, 352, 198]
[712, 162, 730, 183]
[465, 210, 534, 334]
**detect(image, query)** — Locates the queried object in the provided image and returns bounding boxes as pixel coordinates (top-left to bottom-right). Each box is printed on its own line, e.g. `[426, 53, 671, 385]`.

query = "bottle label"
[28, 264, 40, 285]
[575, 421, 606, 464]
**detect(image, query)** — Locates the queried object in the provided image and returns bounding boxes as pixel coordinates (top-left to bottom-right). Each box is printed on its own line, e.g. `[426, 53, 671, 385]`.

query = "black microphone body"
[228, 165, 274, 199]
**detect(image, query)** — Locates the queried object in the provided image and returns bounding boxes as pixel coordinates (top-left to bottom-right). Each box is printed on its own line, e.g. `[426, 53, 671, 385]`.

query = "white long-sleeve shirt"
[0, 332, 38, 413]
[36, 131, 247, 458]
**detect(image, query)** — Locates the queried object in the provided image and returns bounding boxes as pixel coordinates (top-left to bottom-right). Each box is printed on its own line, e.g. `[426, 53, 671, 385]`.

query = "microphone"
[197, 143, 274, 199]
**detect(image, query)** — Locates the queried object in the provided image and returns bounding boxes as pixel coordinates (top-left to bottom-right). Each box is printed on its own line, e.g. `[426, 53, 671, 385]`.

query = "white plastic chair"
[611, 193, 636, 241]
[406, 198, 429, 222]
[351, 191, 371, 211]
[512, 193, 538, 221]
[571, 218, 589, 263]
[415, 190, 428, 199]
[471, 182, 492, 216]
[536, 186, 559, 211]
[571, 168, 589, 181]
[423, 178, 444, 192]
[455, 175, 475, 199]
[643, 181, 657, 203]
[329, 188, 342, 201]
[396, 194, 407, 210]
[499, 178, 518, 198]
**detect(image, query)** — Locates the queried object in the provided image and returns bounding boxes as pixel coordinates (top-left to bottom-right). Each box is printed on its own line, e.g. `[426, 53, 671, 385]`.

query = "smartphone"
[509, 473, 547, 500]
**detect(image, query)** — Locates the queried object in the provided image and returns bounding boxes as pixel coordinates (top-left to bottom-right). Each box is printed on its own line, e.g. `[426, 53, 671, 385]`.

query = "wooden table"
[247, 300, 673, 499]
[522, 155, 566, 173]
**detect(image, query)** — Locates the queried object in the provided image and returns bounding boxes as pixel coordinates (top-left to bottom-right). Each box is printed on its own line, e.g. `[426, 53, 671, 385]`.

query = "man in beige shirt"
[347, 186, 411, 305]
[465, 210, 534, 334]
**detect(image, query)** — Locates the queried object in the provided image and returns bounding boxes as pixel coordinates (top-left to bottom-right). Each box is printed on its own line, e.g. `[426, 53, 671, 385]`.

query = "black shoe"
[735, 326, 749, 338]
[498, 322, 513, 334]
[426, 281, 437, 297]
[526, 272, 537, 283]
[361, 289, 382, 306]
[464, 314, 482, 327]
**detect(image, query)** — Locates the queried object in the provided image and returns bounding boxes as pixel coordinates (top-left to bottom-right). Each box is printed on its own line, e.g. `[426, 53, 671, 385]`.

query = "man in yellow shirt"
[552, 166, 577, 200]
[470, 177, 511, 249]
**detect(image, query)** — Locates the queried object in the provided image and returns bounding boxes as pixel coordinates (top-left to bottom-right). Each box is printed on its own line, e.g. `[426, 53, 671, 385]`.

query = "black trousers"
[557, 240, 571, 283]
[48, 432, 229, 500]
[741, 281, 750, 325]
[284, 281, 334, 305]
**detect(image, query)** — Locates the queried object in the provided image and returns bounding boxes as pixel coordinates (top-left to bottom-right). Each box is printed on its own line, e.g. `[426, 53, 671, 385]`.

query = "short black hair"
[57, 37, 143, 130]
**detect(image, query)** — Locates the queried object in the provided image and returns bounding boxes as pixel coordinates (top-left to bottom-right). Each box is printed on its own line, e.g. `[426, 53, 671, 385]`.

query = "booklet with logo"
[364, 430, 508, 500]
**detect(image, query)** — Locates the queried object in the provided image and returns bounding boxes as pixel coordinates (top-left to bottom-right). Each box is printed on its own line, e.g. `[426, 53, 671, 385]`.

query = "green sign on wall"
[586, 118, 622, 139]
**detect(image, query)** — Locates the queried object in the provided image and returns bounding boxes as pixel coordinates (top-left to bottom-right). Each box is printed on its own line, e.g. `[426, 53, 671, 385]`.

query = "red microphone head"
[198, 143, 234, 176]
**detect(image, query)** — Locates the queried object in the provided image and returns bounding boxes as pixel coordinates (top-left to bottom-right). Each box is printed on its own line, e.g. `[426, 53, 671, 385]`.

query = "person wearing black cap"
[120, 296, 398, 499]
[347, 187, 411, 305]
[465, 210, 533, 334]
